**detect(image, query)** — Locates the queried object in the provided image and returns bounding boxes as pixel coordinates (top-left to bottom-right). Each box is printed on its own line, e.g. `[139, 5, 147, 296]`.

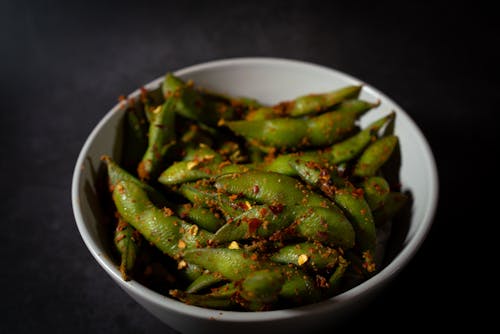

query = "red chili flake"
[269, 203, 284, 214]
[352, 187, 364, 198]
[132, 230, 142, 242]
[116, 221, 126, 232]
[236, 201, 250, 210]
[140, 87, 148, 101]
[316, 275, 329, 289]
[248, 218, 262, 234]
[316, 231, 329, 241]
[252, 185, 260, 194]
[259, 207, 268, 216]
[218, 160, 231, 169]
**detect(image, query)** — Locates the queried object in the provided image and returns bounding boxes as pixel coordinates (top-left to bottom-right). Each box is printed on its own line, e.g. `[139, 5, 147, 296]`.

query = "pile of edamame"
[102, 73, 408, 311]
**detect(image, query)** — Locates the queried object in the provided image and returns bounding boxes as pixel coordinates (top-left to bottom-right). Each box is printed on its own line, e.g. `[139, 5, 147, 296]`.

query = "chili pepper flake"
[163, 207, 174, 217]
[316, 275, 329, 288]
[188, 225, 199, 236]
[187, 161, 199, 170]
[247, 218, 262, 234]
[177, 260, 187, 270]
[228, 241, 240, 249]
[178, 239, 187, 249]
[115, 183, 125, 194]
[352, 187, 364, 198]
[362, 251, 376, 273]
[297, 254, 309, 266]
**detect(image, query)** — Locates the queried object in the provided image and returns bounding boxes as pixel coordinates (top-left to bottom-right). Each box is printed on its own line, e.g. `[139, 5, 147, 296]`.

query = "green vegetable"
[101, 77, 406, 311]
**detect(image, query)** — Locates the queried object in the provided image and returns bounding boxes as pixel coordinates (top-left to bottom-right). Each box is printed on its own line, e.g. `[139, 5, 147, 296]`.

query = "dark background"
[1, 1, 496, 332]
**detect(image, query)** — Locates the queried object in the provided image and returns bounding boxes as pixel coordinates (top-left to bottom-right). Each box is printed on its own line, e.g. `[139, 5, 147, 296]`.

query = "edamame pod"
[177, 180, 220, 208]
[361, 176, 390, 211]
[162, 73, 238, 126]
[112, 180, 213, 258]
[353, 135, 398, 177]
[140, 86, 165, 122]
[373, 192, 409, 226]
[159, 159, 251, 185]
[264, 151, 327, 176]
[289, 159, 376, 256]
[170, 282, 239, 310]
[175, 204, 225, 233]
[182, 248, 263, 280]
[186, 272, 226, 294]
[137, 98, 176, 180]
[212, 204, 295, 242]
[246, 90, 367, 121]
[225, 108, 362, 151]
[102, 155, 169, 207]
[293, 206, 356, 248]
[330, 112, 394, 164]
[280, 86, 362, 117]
[241, 269, 284, 304]
[215, 170, 332, 208]
[270, 242, 339, 270]
[122, 101, 148, 172]
[328, 255, 348, 295]
[114, 218, 139, 281]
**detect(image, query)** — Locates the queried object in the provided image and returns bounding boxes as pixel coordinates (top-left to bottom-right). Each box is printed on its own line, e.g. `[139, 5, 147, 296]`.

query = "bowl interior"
[72, 58, 438, 325]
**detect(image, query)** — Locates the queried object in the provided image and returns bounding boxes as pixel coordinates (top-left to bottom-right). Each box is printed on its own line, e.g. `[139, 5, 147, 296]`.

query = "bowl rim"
[72, 57, 439, 322]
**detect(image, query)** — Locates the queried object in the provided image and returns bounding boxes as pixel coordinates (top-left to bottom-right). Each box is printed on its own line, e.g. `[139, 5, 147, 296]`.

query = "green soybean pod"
[182, 248, 264, 281]
[215, 170, 332, 209]
[112, 180, 213, 258]
[102, 155, 170, 207]
[212, 204, 295, 243]
[293, 206, 356, 249]
[328, 255, 349, 295]
[114, 218, 139, 281]
[175, 204, 225, 233]
[373, 191, 409, 226]
[282, 86, 362, 117]
[330, 112, 395, 164]
[185, 272, 226, 294]
[353, 135, 398, 177]
[264, 151, 327, 176]
[241, 269, 284, 304]
[177, 181, 220, 208]
[159, 160, 251, 186]
[270, 242, 339, 270]
[170, 282, 239, 310]
[137, 97, 176, 181]
[361, 176, 390, 211]
[122, 101, 148, 173]
[332, 184, 377, 257]
[279, 267, 321, 304]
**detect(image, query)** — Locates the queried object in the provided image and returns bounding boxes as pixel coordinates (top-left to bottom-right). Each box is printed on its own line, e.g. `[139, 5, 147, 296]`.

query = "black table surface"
[1, 1, 496, 332]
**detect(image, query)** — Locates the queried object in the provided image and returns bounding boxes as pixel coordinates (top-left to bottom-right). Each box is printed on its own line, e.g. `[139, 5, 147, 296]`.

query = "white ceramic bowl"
[72, 58, 438, 334]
